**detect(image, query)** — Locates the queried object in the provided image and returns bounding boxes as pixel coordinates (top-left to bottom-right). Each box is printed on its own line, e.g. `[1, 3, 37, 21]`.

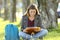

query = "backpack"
[5, 24, 20, 40]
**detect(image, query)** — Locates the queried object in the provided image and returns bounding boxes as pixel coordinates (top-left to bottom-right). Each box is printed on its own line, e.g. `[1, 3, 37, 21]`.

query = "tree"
[37, 0, 59, 29]
[3, 0, 8, 20]
[22, 0, 30, 14]
[12, 0, 16, 22]
[0, 0, 2, 17]
[9, 0, 16, 22]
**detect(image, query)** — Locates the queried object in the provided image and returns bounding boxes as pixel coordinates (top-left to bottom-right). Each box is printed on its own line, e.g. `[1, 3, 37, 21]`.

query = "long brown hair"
[24, 4, 40, 17]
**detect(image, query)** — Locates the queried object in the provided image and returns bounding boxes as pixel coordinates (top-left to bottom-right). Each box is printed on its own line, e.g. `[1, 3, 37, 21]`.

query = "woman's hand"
[23, 29, 28, 33]
[23, 27, 41, 33]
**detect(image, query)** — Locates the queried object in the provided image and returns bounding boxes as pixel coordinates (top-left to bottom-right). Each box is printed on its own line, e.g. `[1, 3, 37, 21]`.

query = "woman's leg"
[19, 31, 31, 40]
[33, 29, 48, 38]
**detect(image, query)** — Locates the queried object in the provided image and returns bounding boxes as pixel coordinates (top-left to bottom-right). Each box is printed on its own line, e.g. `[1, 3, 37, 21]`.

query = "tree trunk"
[46, 0, 58, 28]
[12, 0, 16, 22]
[22, 0, 30, 14]
[9, 0, 16, 22]
[3, 0, 8, 20]
[0, 6, 1, 17]
[0, 0, 2, 17]
[30, 0, 38, 4]
[37, 0, 58, 29]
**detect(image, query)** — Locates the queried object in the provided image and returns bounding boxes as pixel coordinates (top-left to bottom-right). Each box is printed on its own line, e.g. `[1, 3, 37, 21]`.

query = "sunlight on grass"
[44, 36, 60, 40]
[58, 18, 60, 24]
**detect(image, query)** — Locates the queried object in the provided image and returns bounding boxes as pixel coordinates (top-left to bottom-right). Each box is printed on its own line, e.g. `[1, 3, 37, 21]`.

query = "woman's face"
[29, 9, 36, 17]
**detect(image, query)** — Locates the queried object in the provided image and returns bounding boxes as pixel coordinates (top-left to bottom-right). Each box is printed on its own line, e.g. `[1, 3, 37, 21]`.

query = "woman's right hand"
[23, 29, 27, 33]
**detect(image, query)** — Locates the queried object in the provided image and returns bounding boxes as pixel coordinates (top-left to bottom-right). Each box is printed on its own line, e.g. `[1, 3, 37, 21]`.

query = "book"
[25, 27, 41, 34]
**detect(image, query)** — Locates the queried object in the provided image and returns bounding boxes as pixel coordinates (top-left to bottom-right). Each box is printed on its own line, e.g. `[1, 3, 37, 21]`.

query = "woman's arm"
[38, 16, 45, 29]
[20, 16, 24, 31]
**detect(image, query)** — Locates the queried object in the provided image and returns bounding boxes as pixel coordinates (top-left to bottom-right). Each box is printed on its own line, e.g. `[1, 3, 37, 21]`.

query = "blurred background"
[0, 0, 60, 40]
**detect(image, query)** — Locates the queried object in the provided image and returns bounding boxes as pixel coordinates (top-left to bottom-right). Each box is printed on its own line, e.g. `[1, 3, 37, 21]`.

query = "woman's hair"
[24, 4, 40, 17]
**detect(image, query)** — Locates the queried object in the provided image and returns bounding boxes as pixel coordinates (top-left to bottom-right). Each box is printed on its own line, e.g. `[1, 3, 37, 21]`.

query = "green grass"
[44, 22, 60, 40]
[0, 18, 60, 40]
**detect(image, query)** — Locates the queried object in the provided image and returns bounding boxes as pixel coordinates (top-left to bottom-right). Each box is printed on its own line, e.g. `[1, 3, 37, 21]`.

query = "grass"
[0, 18, 60, 40]
[44, 22, 60, 40]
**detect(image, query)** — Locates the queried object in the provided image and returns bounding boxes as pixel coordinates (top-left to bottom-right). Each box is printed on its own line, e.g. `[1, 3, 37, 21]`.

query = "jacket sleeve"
[20, 16, 24, 31]
[38, 16, 45, 29]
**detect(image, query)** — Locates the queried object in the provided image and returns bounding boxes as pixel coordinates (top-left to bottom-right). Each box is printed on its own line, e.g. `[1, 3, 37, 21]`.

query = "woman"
[19, 4, 48, 40]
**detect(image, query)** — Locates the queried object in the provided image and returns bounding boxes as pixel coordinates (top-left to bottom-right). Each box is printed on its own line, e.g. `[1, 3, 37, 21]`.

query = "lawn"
[0, 18, 60, 40]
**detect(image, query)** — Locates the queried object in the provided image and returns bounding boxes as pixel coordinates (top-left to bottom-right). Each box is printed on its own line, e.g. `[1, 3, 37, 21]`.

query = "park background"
[0, 0, 60, 40]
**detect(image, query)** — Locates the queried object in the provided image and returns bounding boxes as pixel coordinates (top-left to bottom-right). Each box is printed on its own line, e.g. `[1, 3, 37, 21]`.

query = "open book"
[25, 27, 41, 34]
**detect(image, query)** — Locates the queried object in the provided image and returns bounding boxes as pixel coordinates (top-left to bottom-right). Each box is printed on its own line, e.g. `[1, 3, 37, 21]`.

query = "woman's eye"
[31, 11, 35, 13]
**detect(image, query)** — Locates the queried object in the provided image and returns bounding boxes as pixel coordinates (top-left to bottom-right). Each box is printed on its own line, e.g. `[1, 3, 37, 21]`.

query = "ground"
[0, 18, 60, 40]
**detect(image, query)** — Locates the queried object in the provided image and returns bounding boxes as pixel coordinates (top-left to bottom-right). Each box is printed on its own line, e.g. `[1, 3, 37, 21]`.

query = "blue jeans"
[19, 29, 48, 40]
